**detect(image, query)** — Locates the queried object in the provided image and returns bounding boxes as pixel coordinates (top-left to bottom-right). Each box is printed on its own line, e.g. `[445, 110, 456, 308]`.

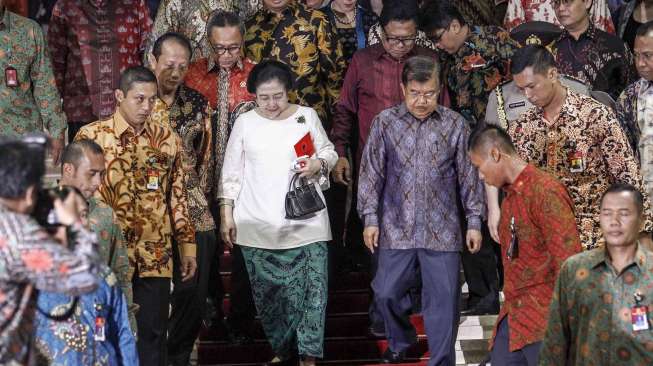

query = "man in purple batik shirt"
[358, 55, 485, 365]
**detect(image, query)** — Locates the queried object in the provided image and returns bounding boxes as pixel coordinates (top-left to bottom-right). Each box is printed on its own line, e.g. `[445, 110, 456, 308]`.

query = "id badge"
[147, 169, 159, 190]
[632, 305, 649, 331]
[5, 66, 17, 87]
[568, 150, 585, 173]
[94, 316, 106, 341]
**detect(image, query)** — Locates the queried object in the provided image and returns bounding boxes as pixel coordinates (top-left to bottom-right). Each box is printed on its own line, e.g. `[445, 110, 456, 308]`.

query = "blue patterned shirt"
[357, 103, 485, 251]
[34, 266, 138, 366]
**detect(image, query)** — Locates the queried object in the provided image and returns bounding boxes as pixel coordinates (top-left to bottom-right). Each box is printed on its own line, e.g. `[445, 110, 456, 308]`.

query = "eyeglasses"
[407, 91, 438, 100]
[635, 51, 653, 62]
[210, 44, 241, 55]
[429, 25, 450, 43]
[384, 35, 417, 47]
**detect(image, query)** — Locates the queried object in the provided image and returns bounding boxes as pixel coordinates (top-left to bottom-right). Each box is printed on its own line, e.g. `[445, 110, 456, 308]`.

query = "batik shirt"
[509, 89, 652, 250]
[0, 10, 66, 138]
[244, 1, 346, 124]
[151, 85, 215, 233]
[539, 244, 653, 366]
[149, 0, 261, 68]
[48, 0, 153, 124]
[616, 79, 653, 201]
[0, 205, 100, 366]
[445, 25, 518, 125]
[358, 103, 485, 251]
[76, 110, 196, 278]
[554, 23, 635, 100]
[88, 197, 136, 333]
[185, 58, 256, 200]
[617, 79, 653, 169]
[34, 266, 138, 366]
[492, 164, 581, 352]
[504, 0, 615, 33]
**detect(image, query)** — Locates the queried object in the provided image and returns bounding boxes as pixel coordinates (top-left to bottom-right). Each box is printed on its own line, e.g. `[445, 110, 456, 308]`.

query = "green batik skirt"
[241, 242, 328, 360]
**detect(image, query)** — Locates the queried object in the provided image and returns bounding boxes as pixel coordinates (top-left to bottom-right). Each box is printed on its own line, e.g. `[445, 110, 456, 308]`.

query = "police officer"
[485, 21, 616, 129]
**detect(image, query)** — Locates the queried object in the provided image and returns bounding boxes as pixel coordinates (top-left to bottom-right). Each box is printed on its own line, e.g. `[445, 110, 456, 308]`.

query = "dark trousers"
[461, 223, 500, 305]
[133, 275, 171, 366]
[490, 318, 541, 366]
[373, 249, 460, 366]
[227, 244, 257, 332]
[167, 230, 217, 366]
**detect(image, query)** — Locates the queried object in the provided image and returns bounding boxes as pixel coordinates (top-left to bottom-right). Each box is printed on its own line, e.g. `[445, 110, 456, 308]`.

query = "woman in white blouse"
[218, 60, 337, 366]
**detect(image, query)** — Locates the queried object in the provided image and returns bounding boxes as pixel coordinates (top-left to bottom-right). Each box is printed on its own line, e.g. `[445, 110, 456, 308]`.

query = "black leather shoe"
[381, 348, 406, 364]
[461, 292, 499, 316]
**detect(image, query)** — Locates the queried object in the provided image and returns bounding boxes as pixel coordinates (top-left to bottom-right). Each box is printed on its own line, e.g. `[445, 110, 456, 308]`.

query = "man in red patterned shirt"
[184, 11, 257, 345]
[468, 125, 582, 365]
[47, 0, 153, 141]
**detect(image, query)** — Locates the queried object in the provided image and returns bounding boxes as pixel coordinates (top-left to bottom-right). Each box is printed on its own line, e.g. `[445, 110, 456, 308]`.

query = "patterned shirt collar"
[209, 57, 244, 74]
[113, 110, 149, 138]
[638, 77, 653, 93]
[458, 25, 483, 58]
[535, 87, 581, 123]
[505, 164, 536, 195]
[559, 22, 597, 42]
[589, 242, 649, 272]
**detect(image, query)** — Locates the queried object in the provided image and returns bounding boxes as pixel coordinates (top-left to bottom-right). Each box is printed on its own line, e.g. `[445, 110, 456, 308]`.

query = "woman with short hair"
[218, 60, 337, 366]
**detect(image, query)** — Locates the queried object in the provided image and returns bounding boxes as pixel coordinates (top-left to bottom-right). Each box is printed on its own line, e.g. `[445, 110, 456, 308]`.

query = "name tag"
[508, 101, 526, 109]
[632, 305, 649, 332]
[568, 151, 585, 173]
[5, 66, 17, 87]
[147, 169, 160, 190]
[94, 316, 106, 341]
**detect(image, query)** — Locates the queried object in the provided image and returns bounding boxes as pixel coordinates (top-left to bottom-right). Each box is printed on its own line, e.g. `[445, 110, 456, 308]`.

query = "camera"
[32, 186, 81, 231]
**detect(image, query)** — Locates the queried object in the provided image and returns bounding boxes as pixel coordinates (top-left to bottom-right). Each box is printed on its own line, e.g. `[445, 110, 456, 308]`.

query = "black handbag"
[285, 173, 326, 219]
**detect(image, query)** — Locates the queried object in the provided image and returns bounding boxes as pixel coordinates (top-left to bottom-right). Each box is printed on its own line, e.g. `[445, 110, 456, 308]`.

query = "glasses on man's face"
[408, 90, 438, 101]
[211, 44, 241, 56]
[429, 26, 450, 43]
[384, 35, 417, 47]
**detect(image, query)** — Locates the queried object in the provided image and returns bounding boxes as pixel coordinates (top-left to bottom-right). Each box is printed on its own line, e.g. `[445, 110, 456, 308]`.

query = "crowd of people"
[1, 0, 653, 366]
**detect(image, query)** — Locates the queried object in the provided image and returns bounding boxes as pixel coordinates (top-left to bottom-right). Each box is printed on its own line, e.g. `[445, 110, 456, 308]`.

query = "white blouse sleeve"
[218, 114, 246, 200]
[308, 108, 338, 171]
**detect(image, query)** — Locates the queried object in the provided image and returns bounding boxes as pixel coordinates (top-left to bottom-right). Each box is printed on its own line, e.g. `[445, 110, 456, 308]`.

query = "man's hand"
[363, 226, 379, 253]
[466, 229, 482, 254]
[487, 206, 501, 243]
[180, 256, 197, 282]
[220, 205, 236, 249]
[50, 134, 65, 165]
[53, 190, 86, 226]
[332, 157, 351, 186]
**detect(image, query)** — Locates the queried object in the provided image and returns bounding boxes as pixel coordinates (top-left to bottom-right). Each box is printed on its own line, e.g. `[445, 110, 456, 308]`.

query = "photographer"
[0, 140, 100, 365]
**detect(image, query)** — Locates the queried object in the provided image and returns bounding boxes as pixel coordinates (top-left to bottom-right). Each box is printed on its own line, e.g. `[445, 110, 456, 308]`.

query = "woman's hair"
[246, 59, 294, 94]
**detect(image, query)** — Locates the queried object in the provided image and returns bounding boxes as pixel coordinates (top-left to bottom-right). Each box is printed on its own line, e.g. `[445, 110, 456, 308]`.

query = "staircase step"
[220, 289, 372, 317]
[198, 337, 430, 364]
[201, 313, 430, 342]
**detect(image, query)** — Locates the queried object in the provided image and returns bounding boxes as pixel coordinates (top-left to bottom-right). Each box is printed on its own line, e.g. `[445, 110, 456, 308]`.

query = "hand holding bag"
[285, 173, 326, 219]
